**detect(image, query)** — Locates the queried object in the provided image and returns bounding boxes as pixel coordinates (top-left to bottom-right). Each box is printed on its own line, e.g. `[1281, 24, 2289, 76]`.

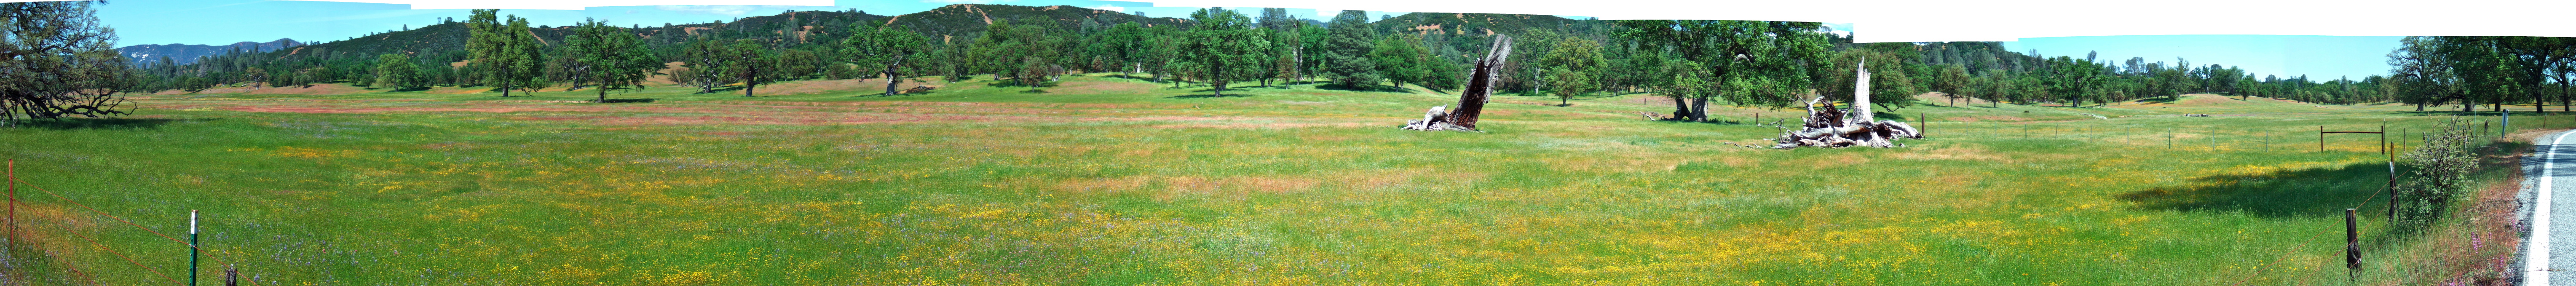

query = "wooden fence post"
[6, 159, 12, 244]
[2346, 208, 2361, 270]
[2320, 125, 2326, 152]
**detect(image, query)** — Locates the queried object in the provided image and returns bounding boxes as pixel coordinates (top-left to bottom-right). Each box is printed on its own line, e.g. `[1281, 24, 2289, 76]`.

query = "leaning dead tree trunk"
[1402, 35, 1513, 132]
[1770, 60, 1922, 149]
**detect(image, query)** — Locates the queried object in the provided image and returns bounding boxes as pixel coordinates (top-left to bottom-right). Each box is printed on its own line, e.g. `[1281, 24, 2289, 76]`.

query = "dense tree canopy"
[466, 9, 543, 96]
[1177, 7, 1269, 96]
[0, 0, 130, 123]
[845, 21, 930, 96]
[1317, 10, 1379, 89]
[1612, 20, 1830, 121]
[560, 18, 657, 102]
[101, 4, 2455, 123]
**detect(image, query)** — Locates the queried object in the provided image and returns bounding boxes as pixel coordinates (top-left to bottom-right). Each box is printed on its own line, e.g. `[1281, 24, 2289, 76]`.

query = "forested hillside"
[112, 4, 2422, 115]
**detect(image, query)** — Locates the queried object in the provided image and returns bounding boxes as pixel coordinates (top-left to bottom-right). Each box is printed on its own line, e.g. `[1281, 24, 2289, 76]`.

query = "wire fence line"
[1916, 113, 2576, 155]
[7, 173, 261, 286]
[1913, 113, 2559, 283]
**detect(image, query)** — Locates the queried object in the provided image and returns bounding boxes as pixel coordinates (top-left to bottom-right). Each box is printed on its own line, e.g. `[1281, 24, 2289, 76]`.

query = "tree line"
[10, 2, 2483, 123]
[2389, 36, 2576, 112]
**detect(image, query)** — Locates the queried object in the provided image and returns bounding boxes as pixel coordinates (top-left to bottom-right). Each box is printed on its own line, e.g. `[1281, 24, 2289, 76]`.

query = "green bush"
[2395, 117, 2480, 224]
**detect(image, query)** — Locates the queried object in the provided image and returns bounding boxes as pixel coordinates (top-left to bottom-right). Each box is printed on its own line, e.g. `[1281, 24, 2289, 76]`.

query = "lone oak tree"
[1178, 7, 1270, 96]
[1612, 20, 1830, 122]
[561, 18, 656, 102]
[466, 9, 543, 97]
[0, 0, 132, 122]
[844, 21, 929, 96]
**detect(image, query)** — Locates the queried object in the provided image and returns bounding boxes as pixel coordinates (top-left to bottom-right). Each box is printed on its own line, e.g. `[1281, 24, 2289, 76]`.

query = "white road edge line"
[2531, 131, 2572, 285]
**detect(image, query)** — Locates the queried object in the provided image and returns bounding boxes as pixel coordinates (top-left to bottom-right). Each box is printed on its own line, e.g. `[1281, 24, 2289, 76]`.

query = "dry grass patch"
[1044, 80, 1154, 94]
[755, 78, 936, 95]
[1886, 145, 2008, 161]
[422, 86, 496, 94]
[156, 83, 372, 95]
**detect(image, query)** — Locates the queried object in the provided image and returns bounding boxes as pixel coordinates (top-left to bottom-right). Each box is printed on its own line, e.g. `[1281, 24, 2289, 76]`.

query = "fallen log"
[1769, 60, 1923, 149]
[1401, 35, 1513, 132]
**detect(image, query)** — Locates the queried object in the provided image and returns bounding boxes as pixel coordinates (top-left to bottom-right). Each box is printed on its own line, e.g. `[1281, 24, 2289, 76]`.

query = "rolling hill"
[116, 38, 302, 66]
[248, 4, 1189, 60]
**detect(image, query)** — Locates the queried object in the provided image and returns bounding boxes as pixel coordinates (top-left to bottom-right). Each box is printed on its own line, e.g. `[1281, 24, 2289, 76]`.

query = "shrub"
[2395, 117, 2481, 224]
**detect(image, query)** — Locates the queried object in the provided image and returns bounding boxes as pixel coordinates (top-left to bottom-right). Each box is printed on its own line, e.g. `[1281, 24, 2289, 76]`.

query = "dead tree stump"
[1769, 96, 1923, 149]
[1402, 36, 1514, 132]
[1768, 59, 1923, 149]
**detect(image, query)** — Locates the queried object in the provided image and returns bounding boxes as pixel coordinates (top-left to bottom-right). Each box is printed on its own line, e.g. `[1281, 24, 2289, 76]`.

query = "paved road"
[2526, 130, 2576, 285]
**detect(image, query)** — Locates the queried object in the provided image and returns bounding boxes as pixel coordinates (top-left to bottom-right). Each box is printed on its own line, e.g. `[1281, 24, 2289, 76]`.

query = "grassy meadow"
[0, 74, 2554, 285]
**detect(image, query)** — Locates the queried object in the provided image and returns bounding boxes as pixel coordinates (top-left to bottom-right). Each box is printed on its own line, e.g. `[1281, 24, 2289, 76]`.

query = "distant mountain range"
[117, 39, 303, 66]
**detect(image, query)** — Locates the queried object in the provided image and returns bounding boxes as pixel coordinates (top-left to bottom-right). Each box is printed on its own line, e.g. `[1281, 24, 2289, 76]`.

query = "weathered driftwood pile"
[1400, 36, 1514, 132]
[1766, 97, 1921, 149]
[1765, 60, 1922, 149]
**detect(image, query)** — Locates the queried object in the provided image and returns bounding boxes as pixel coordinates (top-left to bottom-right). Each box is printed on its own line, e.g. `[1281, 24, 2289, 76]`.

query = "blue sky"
[2000, 35, 2402, 81]
[96, 0, 1403, 47]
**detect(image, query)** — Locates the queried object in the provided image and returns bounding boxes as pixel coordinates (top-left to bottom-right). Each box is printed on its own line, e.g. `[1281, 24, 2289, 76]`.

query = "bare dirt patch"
[1913, 92, 1994, 106]
[160, 83, 374, 95]
[1096, 115, 1377, 129]
[1045, 81, 1154, 94]
[755, 78, 936, 95]
[424, 86, 496, 94]
[219, 105, 598, 114]
[649, 61, 684, 85]
[1147, 122, 1377, 129]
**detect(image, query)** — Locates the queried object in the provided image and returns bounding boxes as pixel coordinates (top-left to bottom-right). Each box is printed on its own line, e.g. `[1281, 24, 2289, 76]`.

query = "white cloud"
[920, 0, 1016, 4]
[653, 5, 807, 16]
[1085, 4, 1126, 12]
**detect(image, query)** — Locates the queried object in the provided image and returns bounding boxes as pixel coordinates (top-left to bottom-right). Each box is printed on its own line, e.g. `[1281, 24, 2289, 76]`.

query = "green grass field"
[0, 74, 2551, 285]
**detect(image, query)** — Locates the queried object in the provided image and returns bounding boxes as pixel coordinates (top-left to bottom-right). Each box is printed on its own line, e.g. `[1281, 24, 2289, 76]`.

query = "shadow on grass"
[2115, 161, 2398, 219]
[869, 91, 931, 96]
[1098, 74, 1158, 82]
[681, 86, 747, 94]
[2134, 96, 2182, 104]
[986, 81, 1059, 88]
[10, 117, 185, 130]
[2395, 110, 2563, 117]
[597, 98, 658, 103]
[1313, 83, 1410, 93]
[1166, 93, 1247, 99]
